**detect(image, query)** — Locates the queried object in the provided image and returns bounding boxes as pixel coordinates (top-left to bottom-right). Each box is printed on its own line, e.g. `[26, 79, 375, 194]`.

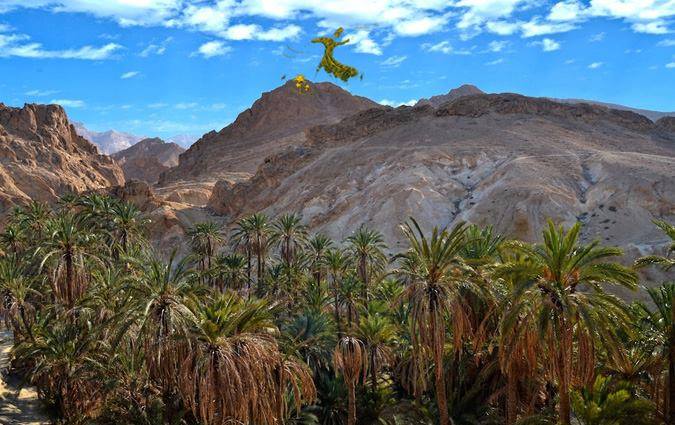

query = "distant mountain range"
[73, 122, 197, 154]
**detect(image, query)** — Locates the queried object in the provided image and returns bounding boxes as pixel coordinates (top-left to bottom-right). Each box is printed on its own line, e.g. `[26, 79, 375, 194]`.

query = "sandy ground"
[0, 330, 51, 424]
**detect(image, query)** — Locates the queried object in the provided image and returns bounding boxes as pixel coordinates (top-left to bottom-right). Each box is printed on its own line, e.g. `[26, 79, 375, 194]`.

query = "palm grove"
[0, 193, 673, 425]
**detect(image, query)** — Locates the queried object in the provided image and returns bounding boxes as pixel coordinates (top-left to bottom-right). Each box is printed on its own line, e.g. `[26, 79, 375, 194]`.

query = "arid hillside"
[112, 137, 184, 184]
[0, 103, 124, 214]
[207, 92, 674, 256]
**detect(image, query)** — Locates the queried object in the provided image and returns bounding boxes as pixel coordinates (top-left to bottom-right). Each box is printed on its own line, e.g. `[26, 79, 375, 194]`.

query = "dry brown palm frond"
[334, 336, 366, 425]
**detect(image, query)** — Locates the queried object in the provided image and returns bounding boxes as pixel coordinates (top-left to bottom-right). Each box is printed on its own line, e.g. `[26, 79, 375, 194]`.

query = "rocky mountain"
[553, 98, 675, 122]
[73, 122, 144, 154]
[415, 84, 484, 108]
[166, 134, 199, 148]
[207, 92, 675, 260]
[157, 80, 380, 197]
[112, 137, 184, 184]
[0, 103, 125, 213]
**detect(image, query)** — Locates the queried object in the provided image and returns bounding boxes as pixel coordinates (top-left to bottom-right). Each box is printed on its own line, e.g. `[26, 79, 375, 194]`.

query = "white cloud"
[422, 40, 471, 55]
[520, 18, 576, 37]
[588, 61, 603, 69]
[139, 37, 172, 56]
[25, 89, 58, 96]
[175, 102, 198, 109]
[667, 62, 675, 68]
[50, 99, 85, 108]
[148, 102, 168, 109]
[589, 32, 605, 41]
[380, 55, 407, 67]
[0, 33, 121, 59]
[632, 20, 671, 34]
[379, 99, 417, 107]
[486, 20, 520, 35]
[658, 38, 675, 46]
[223, 23, 301, 41]
[193, 40, 231, 58]
[532, 38, 561, 51]
[121, 71, 140, 79]
[486, 58, 504, 65]
[548, 0, 584, 21]
[345, 30, 382, 55]
[488, 40, 509, 52]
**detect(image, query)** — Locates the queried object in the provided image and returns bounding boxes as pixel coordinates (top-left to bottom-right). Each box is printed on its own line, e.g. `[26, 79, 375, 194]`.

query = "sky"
[0, 0, 674, 140]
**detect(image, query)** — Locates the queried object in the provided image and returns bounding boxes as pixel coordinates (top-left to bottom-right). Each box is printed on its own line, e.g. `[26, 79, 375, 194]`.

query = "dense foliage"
[0, 194, 673, 425]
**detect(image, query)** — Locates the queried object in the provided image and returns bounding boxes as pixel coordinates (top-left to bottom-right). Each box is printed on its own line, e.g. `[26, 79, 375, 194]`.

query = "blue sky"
[0, 1, 674, 140]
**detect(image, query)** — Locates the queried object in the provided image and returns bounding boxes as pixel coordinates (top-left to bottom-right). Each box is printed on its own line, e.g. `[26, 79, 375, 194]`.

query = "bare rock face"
[112, 137, 184, 184]
[415, 84, 484, 108]
[157, 80, 380, 195]
[656, 116, 675, 132]
[0, 103, 124, 213]
[208, 93, 675, 255]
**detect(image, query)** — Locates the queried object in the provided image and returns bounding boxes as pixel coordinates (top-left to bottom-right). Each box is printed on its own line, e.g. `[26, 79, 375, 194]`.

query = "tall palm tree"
[240, 213, 271, 292]
[635, 220, 675, 422]
[325, 248, 349, 337]
[272, 213, 308, 265]
[110, 201, 146, 256]
[499, 221, 638, 425]
[213, 252, 248, 291]
[131, 252, 199, 421]
[308, 233, 333, 284]
[397, 218, 470, 425]
[179, 292, 316, 425]
[233, 217, 255, 291]
[356, 313, 396, 394]
[0, 256, 38, 342]
[187, 221, 223, 284]
[38, 212, 101, 307]
[346, 225, 387, 301]
[333, 336, 366, 425]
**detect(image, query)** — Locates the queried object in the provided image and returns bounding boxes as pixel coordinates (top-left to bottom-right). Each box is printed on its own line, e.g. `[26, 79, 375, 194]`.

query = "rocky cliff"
[0, 103, 125, 213]
[112, 137, 184, 184]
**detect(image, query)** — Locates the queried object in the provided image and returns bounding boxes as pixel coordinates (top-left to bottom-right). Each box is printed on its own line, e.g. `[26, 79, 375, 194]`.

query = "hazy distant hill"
[112, 137, 184, 184]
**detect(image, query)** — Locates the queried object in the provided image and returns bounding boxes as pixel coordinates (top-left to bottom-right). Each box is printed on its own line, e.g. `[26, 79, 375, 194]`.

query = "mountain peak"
[416, 84, 485, 108]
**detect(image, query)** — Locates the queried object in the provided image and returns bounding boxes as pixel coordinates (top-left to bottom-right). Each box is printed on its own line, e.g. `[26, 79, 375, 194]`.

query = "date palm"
[0, 257, 38, 342]
[110, 201, 146, 256]
[326, 248, 349, 337]
[239, 213, 271, 292]
[356, 313, 396, 394]
[499, 220, 638, 425]
[38, 212, 101, 307]
[308, 233, 333, 284]
[272, 213, 308, 265]
[187, 221, 223, 284]
[179, 292, 316, 425]
[213, 252, 247, 291]
[333, 336, 366, 425]
[346, 225, 387, 301]
[397, 218, 470, 425]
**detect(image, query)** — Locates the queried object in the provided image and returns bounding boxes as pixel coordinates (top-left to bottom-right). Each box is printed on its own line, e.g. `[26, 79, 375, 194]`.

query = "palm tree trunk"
[432, 314, 449, 425]
[334, 286, 342, 338]
[348, 382, 356, 425]
[506, 370, 518, 424]
[65, 247, 74, 305]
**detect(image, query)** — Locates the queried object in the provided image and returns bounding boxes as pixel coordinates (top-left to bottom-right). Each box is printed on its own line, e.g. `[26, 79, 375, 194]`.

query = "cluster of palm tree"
[0, 194, 673, 425]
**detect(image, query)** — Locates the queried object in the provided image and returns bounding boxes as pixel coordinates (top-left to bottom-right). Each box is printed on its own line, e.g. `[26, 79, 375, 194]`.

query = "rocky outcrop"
[208, 92, 675, 253]
[112, 137, 184, 184]
[158, 80, 380, 188]
[0, 103, 124, 213]
[656, 116, 675, 132]
[415, 84, 484, 108]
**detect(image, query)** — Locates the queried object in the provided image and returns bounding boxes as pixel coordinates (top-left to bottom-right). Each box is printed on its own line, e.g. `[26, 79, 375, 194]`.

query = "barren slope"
[208, 93, 675, 255]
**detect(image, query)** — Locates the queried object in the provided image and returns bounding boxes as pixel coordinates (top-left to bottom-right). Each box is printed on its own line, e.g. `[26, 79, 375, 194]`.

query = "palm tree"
[237, 213, 271, 293]
[356, 313, 396, 394]
[179, 292, 316, 425]
[397, 218, 470, 425]
[308, 233, 333, 284]
[346, 225, 387, 301]
[131, 253, 198, 421]
[272, 213, 308, 265]
[635, 219, 675, 423]
[110, 201, 146, 256]
[38, 212, 101, 307]
[499, 220, 638, 425]
[0, 223, 25, 255]
[187, 221, 223, 284]
[325, 248, 348, 337]
[213, 252, 248, 291]
[0, 256, 38, 342]
[333, 336, 366, 425]
[233, 217, 255, 291]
